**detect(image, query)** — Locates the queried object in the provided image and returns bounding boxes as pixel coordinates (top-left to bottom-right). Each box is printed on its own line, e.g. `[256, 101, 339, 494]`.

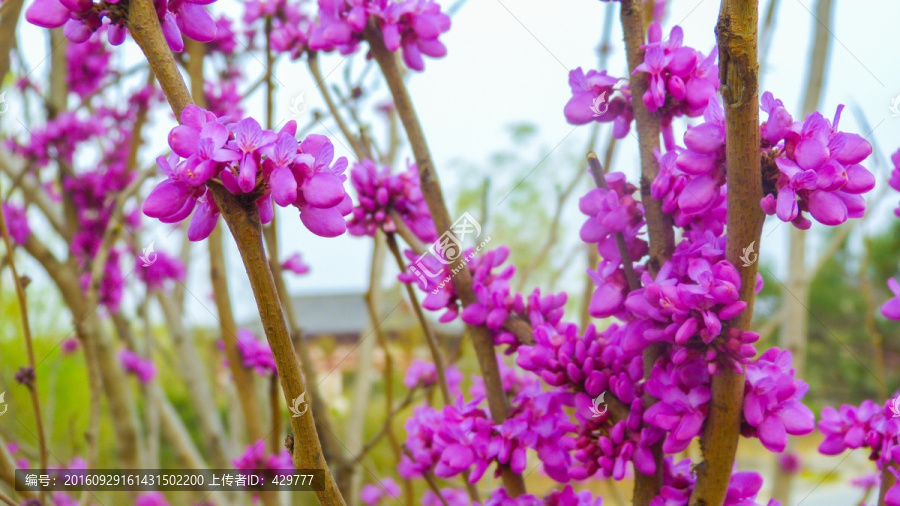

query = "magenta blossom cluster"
[482, 485, 603, 506]
[403, 358, 463, 394]
[399, 246, 512, 325]
[741, 348, 815, 452]
[233, 329, 277, 376]
[360, 478, 401, 505]
[136, 250, 186, 291]
[818, 398, 900, 505]
[642, 357, 710, 453]
[309, 0, 451, 71]
[400, 367, 574, 484]
[889, 148, 900, 217]
[7, 111, 102, 167]
[66, 28, 112, 99]
[119, 349, 157, 383]
[8, 91, 156, 312]
[623, 234, 759, 372]
[348, 159, 436, 241]
[564, 67, 634, 138]
[26, 0, 217, 52]
[579, 172, 648, 317]
[651, 457, 779, 506]
[635, 22, 718, 148]
[143, 105, 352, 240]
[759, 92, 874, 227]
[651, 99, 729, 236]
[233, 440, 293, 481]
[2, 203, 31, 245]
[244, 0, 313, 60]
[281, 252, 311, 275]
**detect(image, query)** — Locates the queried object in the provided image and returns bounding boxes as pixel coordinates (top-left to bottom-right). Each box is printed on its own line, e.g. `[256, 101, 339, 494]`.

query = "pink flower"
[564, 67, 632, 138]
[282, 252, 311, 275]
[348, 159, 436, 241]
[742, 348, 815, 453]
[762, 101, 874, 228]
[136, 250, 187, 291]
[144, 107, 352, 240]
[377, 0, 451, 71]
[1, 203, 30, 245]
[882, 278, 900, 320]
[25, 0, 217, 51]
[360, 478, 401, 505]
[118, 349, 157, 383]
[61, 338, 80, 355]
[234, 329, 277, 376]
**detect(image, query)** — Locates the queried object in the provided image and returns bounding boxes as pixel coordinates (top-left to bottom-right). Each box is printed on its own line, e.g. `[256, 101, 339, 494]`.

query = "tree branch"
[690, 1, 764, 504]
[126, 0, 343, 501]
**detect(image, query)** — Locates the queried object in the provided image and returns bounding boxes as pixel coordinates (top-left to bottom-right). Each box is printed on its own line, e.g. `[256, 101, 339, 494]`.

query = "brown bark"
[127, 0, 343, 501]
[690, 1, 764, 504]
[210, 186, 344, 504]
[878, 462, 897, 506]
[0, 0, 24, 80]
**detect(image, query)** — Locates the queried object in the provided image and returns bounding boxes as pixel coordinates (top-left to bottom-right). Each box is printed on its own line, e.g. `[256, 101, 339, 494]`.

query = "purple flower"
[61, 338, 80, 354]
[360, 478, 401, 505]
[882, 278, 900, 320]
[2, 203, 31, 245]
[281, 252, 311, 275]
[348, 159, 436, 241]
[742, 348, 814, 452]
[377, 0, 451, 71]
[136, 250, 186, 291]
[643, 358, 710, 453]
[422, 489, 470, 506]
[233, 441, 293, 485]
[25, 0, 218, 51]
[633, 22, 719, 146]
[145, 107, 352, 240]
[817, 399, 882, 456]
[403, 359, 462, 394]
[564, 67, 632, 137]
[118, 349, 157, 383]
[762, 101, 874, 227]
[777, 452, 801, 474]
[233, 329, 277, 376]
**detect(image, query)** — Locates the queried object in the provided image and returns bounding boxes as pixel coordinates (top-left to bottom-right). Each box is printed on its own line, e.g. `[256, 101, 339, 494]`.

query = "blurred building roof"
[242, 288, 464, 341]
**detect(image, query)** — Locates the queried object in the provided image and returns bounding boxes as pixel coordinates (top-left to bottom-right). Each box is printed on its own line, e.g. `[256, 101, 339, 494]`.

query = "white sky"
[6, 0, 900, 326]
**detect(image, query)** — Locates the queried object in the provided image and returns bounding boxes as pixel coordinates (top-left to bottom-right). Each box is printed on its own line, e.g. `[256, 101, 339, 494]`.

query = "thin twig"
[587, 152, 640, 291]
[126, 0, 344, 500]
[0, 197, 48, 505]
[385, 232, 452, 404]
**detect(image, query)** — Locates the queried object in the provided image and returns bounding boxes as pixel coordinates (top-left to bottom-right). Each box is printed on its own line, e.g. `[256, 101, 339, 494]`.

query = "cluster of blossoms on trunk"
[816, 399, 900, 505]
[398, 365, 576, 485]
[310, 0, 451, 70]
[142, 105, 353, 240]
[26, 0, 219, 51]
[564, 21, 719, 146]
[25, 0, 452, 72]
[347, 159, 437, 241]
